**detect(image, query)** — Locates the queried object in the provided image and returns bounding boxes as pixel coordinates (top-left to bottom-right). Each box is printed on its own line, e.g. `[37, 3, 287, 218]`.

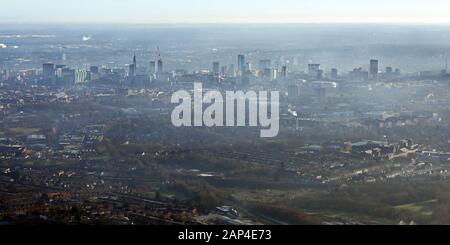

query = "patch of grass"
[303, 209, 394, 225]
[86, 155, 111, 161]
[395, 199, 437, 216]
[161, 192, 177, 199]
[231, 189, 312, 204]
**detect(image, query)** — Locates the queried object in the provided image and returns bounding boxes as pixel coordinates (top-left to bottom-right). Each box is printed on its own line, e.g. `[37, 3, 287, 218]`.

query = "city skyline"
[2, 0, 450, 24]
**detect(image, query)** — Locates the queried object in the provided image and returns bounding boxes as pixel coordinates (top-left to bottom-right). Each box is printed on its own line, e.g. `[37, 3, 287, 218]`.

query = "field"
[395, 199, 438, 216]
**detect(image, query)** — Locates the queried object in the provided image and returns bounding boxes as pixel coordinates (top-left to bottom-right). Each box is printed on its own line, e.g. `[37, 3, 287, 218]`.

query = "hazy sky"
[2, 0, 450, 24]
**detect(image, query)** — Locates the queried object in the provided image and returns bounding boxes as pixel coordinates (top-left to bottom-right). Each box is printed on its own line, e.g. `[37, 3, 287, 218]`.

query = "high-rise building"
[157, 60, 163, 73]
[245, 62, 252, 73]
[89, 66, 99, 81]
[228, 64, 236, 77]
[149, 61, 156, 75]
[280, 66, 287, 78]
[370, 59, 379, 80]
[1, 70, 10, 81]
[74, 69, 87, 84]
[55, 65, 66, 79]
[238, 54, 245, 76]
[308, 64, 320, 78]
[43, 63, 55, 81]
[221, 66, 227, 76]
[263, 68, 277, 81]
[212, 61, 220, 75]
[330, 68, 338, 79]
[385, 67, 393, 76]
[60, 68, 75, 86]
[317, 69, 324, 80]
[129, 54, 137, 81]
[156, 48, 163, 74]
[128, 64, 136, 79]
[90, 66, 99, 74]
[259, 59, 271, 70]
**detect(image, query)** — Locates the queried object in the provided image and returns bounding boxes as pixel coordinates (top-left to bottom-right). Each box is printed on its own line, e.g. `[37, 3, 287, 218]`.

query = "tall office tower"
[156, 47, 163, 73]
[89, 66, 99, 81]
[1, 70, 9, 81]
[55, 65, 67, 79]
[330, 68, 338, 79]
[259, 59, 271, 70]
[149, 61, 156, 75]
[61, 68, 75, 87]
[270, 68, 278, 81]
[308, 64, 320, 78]
[228, 64, 236, 77]
[212, 61, 220, 75]
[245, 62, 252, 73]
[263, 68, 277, 81]
[128, 64, 136, 79]
[43, 63, 55, 81]
[90, 66, 99, 74]
[370, 59, 379, 80]
[157, 59, 163, 73]
[129, 54, 137, 80]
[280, 66, 287, 78]
[74, 69, 87, 84]
[238, 54, 245, 76]
[221, 66, 227, 76]
[317, 69, 324, 80]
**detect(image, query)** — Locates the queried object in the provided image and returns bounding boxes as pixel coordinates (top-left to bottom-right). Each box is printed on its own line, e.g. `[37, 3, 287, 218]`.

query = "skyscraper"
[308, 64, 320, 78]
[156, 47, 163, 74]
[212, 61, 220, 75]
[61, 68, 75, 87]
[238, 54, 245, 76]
[128, 64, 136, 79]
[157, 59, 163, 73]
[74, 69, 87, 84]
[280, 66, 287, 78]
[43, 63, 55, 81]
[90, 66, 99, 74]
[129, 54, 136, 81]
[149, 61, 156, 75]
[228, 64, 235, 77]
[330, 68, 338, 79]
[370, 59, 379, 80]
[259, 59, 271, 70]
[245, 62, 252, 73]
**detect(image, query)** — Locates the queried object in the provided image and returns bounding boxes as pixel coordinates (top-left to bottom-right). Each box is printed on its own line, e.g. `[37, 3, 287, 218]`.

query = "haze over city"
[2, 0, 450, 24]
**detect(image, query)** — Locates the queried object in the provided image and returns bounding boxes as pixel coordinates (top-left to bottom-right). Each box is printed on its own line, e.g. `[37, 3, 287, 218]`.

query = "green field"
[395, 199, 437, 216]
[86, 155, 112, 161]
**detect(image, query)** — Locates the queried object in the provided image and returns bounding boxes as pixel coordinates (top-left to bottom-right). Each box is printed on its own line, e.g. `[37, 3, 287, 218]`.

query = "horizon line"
[3, 21, 450, 26]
